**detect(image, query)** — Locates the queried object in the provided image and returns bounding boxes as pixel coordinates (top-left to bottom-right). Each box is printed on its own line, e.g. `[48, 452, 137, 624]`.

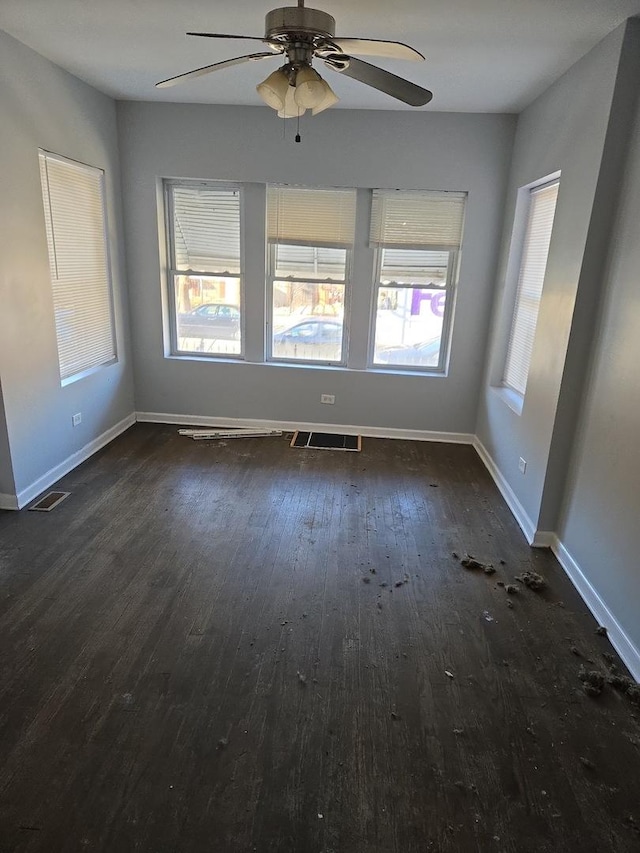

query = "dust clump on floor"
[460, 554, 495, 573]
[515, 570, 546, 591]
[579, 665, 605, 697]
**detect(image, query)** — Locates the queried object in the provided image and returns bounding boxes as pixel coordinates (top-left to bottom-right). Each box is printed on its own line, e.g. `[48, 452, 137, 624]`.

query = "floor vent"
[291, 431, 362, 452]
[29, 491, 70, 512]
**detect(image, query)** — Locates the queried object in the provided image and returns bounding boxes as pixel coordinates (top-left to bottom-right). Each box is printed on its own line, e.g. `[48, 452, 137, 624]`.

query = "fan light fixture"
[257, 63, 338, 117]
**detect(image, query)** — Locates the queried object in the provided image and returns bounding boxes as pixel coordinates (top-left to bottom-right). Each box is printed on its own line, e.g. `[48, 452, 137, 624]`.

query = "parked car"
[177, 303, 240, 340]
[375, 338, 441, 367]
[272, 319, 343, 361]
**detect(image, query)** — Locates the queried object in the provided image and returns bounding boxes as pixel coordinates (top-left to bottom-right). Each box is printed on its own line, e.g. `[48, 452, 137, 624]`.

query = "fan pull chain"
[295, 110, 302, 143]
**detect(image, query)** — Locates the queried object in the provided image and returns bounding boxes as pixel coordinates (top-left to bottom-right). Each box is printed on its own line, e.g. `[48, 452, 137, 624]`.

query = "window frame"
[368, 247, 459, 373]
[367, 189, 466, 374]
[501, 174, 560, 402]
[164, 178, 245, 360]
[39, 149, 117, 385]
[265, 185, 356, 367]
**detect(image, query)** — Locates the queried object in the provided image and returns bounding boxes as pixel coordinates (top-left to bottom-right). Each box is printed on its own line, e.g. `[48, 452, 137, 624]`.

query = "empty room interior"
[1, 0, 640, 850]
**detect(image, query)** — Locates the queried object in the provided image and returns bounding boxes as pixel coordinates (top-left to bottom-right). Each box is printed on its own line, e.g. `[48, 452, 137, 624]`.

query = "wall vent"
[290, 431, 361, 452]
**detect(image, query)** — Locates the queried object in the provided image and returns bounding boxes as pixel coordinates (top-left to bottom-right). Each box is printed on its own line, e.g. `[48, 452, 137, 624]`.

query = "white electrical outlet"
[72, 412, 82, 427]
[518, 457, 527, 474]
[320, 394, 335, 405]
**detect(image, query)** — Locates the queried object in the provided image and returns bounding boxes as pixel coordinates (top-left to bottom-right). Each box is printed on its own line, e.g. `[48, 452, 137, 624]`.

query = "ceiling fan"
[156, 0, 433, 118]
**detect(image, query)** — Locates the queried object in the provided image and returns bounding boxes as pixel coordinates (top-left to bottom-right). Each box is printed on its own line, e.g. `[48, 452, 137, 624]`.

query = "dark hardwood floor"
[0, 424, 638, 852]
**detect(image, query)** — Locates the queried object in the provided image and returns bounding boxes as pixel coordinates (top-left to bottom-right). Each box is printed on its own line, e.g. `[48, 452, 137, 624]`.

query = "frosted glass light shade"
[311, 82, 339, 115]
[293, 66, 327, 109]
[277, 84, 306, 118]
[256, 68, 290, 110]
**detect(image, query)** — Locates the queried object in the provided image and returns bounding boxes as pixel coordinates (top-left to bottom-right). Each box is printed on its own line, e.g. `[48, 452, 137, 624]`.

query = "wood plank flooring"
[0, 424, 639, 852]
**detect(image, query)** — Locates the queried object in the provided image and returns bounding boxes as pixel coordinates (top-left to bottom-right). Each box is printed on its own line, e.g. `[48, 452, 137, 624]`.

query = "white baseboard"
[14, 412, 136, 510]
[135, 412, 475, 445]
[472, 437, 541, 545]
[0, 492, 19, 511]
[551, 536, 640, 682]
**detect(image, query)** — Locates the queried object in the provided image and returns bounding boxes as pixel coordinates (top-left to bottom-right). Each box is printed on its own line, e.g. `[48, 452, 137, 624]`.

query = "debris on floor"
[602, 656, 640, 704]
[460, 554, 494, 572]
[579, 665, 605, 697]
[483, 611, 494, 622]
[297, 671, 307, 685]
[579, 756, 596, 770]
[362, 576, 371, 584]
[515, 570, 547, 591]
[505, 584, 519, 595]
[217, 737, 228, 750]
[595, 625, 608, 637]
[445, 670, 455, 679]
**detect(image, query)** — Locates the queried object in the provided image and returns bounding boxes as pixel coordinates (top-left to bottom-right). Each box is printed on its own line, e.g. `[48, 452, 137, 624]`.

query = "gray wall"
[475, 23, 627, 532]
[0, 30, 134, 501]
[118, 102, 515, 433]
[557, 43, 640, 658]
[0, 385, 15, 499]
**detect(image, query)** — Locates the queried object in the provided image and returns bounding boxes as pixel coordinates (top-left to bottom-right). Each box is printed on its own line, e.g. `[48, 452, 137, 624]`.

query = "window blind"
[171, 184, 241, 273]
[370, 190, 466, 250]
[267, 186, 356, 248]
[503, 180, 559, 396]
[39, 151, 116, 382]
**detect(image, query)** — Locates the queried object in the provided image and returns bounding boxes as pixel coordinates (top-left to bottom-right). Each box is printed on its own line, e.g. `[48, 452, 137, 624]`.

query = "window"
[369, 190, 466, 370]
[165, 181, 243, 357]
[267, 185, 356, 364]
[39, 151, 116, 383]
[503, 178, 559, 396]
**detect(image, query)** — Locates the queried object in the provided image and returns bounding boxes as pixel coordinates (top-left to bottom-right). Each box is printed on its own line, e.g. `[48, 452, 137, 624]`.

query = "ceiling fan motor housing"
[265, 6, 336, 41]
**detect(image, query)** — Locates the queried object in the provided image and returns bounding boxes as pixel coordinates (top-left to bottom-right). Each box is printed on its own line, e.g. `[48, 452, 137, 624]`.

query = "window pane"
[39, 151, 116, 381]
[503, 179, 559, 395]
[373, 286, 445, 368]
[171, 185, 241, 274]
[380, 248, 449, 285]
[174, 275, 241, 356]
[272, 282, 344, 362]
[274, 244, 347, 280]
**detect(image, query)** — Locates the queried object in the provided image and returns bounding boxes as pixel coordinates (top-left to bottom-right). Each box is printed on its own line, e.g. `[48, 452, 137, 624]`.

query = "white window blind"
[39, 151, 116, 382]
[170, 184, 241, 273]
[267, 186, 356, 248]
[370, 190, 466, 250]
[503, 179, 559, 396]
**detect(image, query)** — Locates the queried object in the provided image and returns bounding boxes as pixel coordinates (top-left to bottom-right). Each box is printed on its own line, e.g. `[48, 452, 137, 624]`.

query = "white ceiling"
[1, 0, 639, 113]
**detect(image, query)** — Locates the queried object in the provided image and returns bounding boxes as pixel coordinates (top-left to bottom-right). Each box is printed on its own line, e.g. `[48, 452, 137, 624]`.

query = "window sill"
[492, 384, 524, 415]
[165, 354, 446, 378]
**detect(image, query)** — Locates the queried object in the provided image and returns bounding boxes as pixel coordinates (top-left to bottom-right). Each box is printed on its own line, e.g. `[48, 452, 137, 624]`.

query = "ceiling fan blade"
[331, 38, 424, 62]
[327, 56, 432, 106]
[156, 52, 277, 89]
[187, 32, 267, 41]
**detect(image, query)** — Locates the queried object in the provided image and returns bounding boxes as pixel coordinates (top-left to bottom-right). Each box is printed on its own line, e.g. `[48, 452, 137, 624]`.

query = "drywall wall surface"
[475, 23, 626, 532]
[557, 47, 640, 659]
[539, 19, 640, 531]
[0, 30, 134, 499]
[117, 101, 515, 432]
